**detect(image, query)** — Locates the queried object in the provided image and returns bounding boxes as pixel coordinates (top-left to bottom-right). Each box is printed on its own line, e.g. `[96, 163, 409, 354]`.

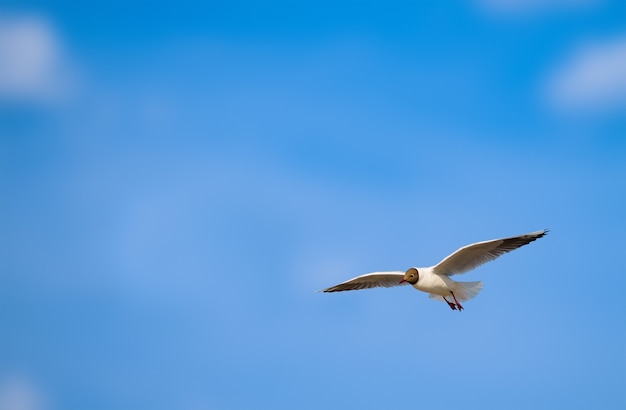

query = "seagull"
[320, 229, 548, 311]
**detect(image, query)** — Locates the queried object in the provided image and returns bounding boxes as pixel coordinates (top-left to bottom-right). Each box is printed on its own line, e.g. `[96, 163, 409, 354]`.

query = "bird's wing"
[320, 271, 407, 292]
[432, 229, 548, 276]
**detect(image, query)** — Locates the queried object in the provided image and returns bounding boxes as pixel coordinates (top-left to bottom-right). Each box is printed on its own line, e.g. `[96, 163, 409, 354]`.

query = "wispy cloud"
[0, 376, 46, 410]
[545, 36, 626, 112]
[476, 0, 600, 15]
[0, 14, 78, 104]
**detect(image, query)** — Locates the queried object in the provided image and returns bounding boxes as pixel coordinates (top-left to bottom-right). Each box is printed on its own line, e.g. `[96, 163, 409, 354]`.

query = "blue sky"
[0, 1, 625, 409]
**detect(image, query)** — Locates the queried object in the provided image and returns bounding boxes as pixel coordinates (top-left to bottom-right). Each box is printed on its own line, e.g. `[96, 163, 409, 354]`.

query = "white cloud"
[0, 376, 46, 410]
[546, 36, 626, 112]
[0, 14, 77, 104]
[476, 0, 600, 15]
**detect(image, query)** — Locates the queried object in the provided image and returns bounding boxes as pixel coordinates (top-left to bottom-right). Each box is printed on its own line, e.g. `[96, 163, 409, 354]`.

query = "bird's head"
[399, 268, 419, 285]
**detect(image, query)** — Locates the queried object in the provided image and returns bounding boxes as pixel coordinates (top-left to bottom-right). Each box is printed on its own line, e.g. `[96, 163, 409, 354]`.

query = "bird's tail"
[429, 281, 484, 303]
[454, 281, 483, 301]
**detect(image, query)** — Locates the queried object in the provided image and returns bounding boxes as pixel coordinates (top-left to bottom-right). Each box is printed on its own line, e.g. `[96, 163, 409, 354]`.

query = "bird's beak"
[399, 279, 406, 284]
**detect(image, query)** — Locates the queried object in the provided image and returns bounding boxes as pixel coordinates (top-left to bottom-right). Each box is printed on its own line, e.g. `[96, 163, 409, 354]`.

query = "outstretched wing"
[432, 229, 548, 276]
[320, 271, 407, 292]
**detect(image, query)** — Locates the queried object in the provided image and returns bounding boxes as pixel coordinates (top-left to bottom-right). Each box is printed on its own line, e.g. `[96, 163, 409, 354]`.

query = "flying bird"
[320, 229, 548, 311]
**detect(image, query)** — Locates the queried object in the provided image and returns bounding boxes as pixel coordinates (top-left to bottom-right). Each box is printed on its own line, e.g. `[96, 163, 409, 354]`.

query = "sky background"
[0, 1, 625, 409]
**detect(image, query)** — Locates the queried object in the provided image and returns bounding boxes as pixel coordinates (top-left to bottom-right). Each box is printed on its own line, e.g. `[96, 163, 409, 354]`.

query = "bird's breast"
[413, 271, 455, 296]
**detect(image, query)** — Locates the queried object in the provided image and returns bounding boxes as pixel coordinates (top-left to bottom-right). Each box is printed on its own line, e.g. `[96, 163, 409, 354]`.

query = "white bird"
[320, 229, 548, 311]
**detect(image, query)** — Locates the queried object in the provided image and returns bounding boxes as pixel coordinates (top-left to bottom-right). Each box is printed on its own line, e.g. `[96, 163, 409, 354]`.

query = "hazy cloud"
[476, 0, 600, 15]
[0, 14, 77, 104]
[0, 377, 46, 410]
[546, 36, 626, 112]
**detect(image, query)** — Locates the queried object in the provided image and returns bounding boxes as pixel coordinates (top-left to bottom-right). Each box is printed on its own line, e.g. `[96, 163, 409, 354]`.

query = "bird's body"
[412, 268, 483, 309]
[320, 229, 547, 311]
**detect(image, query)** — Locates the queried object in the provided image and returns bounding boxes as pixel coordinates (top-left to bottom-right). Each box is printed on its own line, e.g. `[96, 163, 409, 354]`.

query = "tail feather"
[429, 281, 483, 302]
[454, 280, 483, 301]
